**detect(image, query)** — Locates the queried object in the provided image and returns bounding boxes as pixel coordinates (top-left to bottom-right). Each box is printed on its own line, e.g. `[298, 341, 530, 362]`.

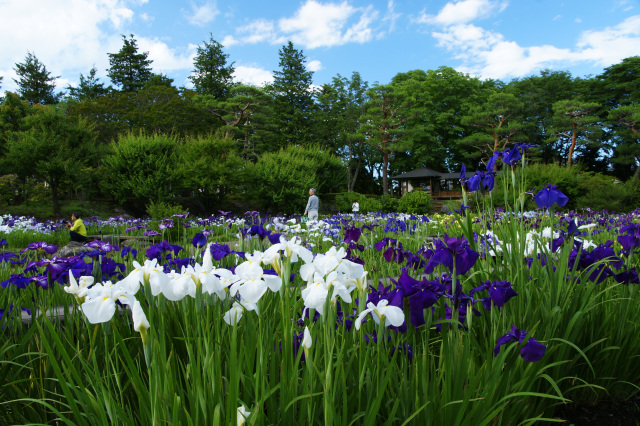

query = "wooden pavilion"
[392, 168, 463, 199]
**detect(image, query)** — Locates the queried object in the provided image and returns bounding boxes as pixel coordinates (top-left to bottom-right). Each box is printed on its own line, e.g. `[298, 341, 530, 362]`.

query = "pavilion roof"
[392, 168, 459, 180]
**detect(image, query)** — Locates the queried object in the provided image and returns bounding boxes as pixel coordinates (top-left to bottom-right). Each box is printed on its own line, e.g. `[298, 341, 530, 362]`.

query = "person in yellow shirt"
[66, 213, 88, 243]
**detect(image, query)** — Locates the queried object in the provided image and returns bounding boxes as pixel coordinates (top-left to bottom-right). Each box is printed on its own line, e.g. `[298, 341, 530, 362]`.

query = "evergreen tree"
[5, 105, 97, 217]
[549, 99, 601, 167]
[13, 52, 61, 105]
[107, 34, 153, 92]
[189, 34, 235, 99]
[268, 41, 316, 149]
[66, 66, 111, 101]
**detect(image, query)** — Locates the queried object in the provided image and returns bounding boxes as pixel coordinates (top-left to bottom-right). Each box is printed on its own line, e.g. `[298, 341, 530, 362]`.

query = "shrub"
[335, 192, 365, 212]
[253, 145, 345, 214]
[398, 189, 432, 214]
[361, 196, 382, 213]
[381, 194, 399, 213]
[575, 174, 633, 213]
[146, 200, 186, 220]
[102, 133, 183, 205]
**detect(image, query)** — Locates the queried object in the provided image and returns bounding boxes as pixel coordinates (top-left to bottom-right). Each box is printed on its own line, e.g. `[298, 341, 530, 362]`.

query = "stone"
[440, 204, 451, 213]
[54, 241, 93, 258]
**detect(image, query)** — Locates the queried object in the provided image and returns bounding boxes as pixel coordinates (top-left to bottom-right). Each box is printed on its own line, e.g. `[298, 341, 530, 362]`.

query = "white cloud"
[382, 0, 402, 34]
[185, 2, 219, 27]
[0, 0, 134, 92]
[307, 60, 323, 72]
[0, 0, 203, 93]
[575, 17, 583, 24]
[224, 0, 378, 49]
[235, 19, 279, 45]
[233, 65, 274, 86]
[419, 0, 640, 80]
[138, 37, 196, 72]
[278, 0, 377, 48]
[575, 15, 640, 66]
[221, 35, 239, 47]
[417, 0, 508, 26]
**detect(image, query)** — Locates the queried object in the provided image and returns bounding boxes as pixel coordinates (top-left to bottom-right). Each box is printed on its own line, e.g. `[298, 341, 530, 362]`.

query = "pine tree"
[268, 41, 316, 149]
[189, 34, 235, 99]
[13, 52, 60, 105]
[107, 34, 153, 92]
[66, 66, 111, 101]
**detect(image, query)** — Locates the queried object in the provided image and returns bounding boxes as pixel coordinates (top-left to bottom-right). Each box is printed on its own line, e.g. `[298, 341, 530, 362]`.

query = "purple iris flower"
[0, 238, 7, 246]
[20, 241, 58, 255]
[533, 185, 569, 209]
[425, 234, 479, 276]
[30, 274, 50, 290]
[344, 226, 362, 244]
[501, 146, 522, 166]
[192, 232, 207, 248]
[374, 237, 398, 252]
[158, 219, 174, 230]
[267, 233, 283, 245]
[470, 280, 518, 310]
[494, 325, 547, 362]
[210, 243, 244, 261]
[367, 282, 404, 308]
[248, 224, 270, 240]
[0, 252, 18, 263]
[396, 268, 444, 327]
[143, 229, 161, 237]
[1, 274, 30, 289]
[121, 246, 137, 259]
[486, 152, 500, 172]
[85, 240, 119, 253]
[613, 267, 640, 285]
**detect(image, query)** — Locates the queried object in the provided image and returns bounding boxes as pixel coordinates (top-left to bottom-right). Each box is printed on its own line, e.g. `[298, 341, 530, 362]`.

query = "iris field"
[1, 154, 640, 425]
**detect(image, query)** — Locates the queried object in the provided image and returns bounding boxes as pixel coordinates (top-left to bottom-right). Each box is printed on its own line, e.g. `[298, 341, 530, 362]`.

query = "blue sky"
[1, 0, 639, 93]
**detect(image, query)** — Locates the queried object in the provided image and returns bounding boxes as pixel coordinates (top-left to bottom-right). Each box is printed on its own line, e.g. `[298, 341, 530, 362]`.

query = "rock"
[101, 234, 120, 245]
[440, 204, 451, 214]
[54, 241, 93, 258]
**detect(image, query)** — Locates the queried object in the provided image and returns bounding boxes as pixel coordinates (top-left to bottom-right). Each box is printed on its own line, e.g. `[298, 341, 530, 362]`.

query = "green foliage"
[335, 192, 365, 212]
[65, 66, 111, 101]
[146, 200, 186, 219]
[488, 163, 639, 212]
[361, 195, 382, 213]
[178, 133, 245, 211]
[398, 189, 432, 214]
[252, 145, 344, 214]
[189, 34, 235, 99]
[267, 41, 316, 149]
[0, 174, 19, 205]
[575, 174, 636, 213]
[102, 133, 183, 205]
[4, 105, 98, 217]
[380, 194, 399, 213]
[107, 34, 153, 92]
[13, 52, 61, 105]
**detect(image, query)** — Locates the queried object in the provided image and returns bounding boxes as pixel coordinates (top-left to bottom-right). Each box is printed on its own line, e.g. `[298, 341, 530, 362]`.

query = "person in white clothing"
[352, 201, 359, 214]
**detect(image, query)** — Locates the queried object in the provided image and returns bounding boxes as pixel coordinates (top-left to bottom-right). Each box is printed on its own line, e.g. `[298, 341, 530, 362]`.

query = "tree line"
[0, 34, 639, 216]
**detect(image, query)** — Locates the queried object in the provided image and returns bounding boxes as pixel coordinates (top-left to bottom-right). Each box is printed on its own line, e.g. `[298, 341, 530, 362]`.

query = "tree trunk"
[382, 152, 389, 195]
[567, 122, 577, 166]
[349, 156, 362, 192]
